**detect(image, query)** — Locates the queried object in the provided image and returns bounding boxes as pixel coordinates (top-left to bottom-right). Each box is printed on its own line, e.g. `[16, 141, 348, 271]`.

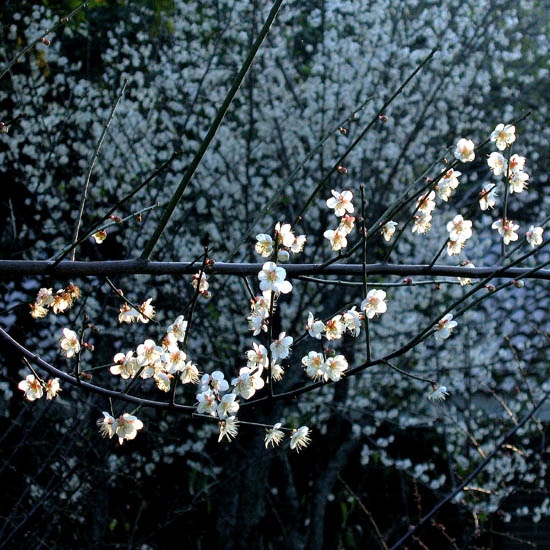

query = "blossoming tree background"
[1, 0, 550, 548]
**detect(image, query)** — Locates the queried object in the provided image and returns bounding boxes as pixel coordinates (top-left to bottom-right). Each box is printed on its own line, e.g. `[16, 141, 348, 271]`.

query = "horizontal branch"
[1, 260, 549, 280]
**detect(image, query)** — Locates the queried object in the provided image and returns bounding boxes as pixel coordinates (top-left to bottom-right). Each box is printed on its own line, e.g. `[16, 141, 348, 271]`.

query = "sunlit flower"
[52, 291, 72, 314]
[322, 354, 348, 382]
[231, 367, 265, 399]
[438, 168, 461, 202]
[305, 312, 325, 339]
[111, 351, 138, 379]
[301, 351, 325, 381]
[338, 214, 356, 236]
[290, 234, 307, 254]
[490, 123, 515, 150]
[324, 316, 344, 340]
[163, 346, 187, 374]
[218, 416, 239, 442]
[246, 342, 269, 370]
[492, 218, 519, 245]
[479, 186, 497, 210]
[92, 230, 107, 243]
[45, 378, 61, 399]
[180, 361, 200, 384]
[428, 385, 449, 401]
[255, 233, 274, 257]
[136, 339, 163, 371]
[265, 422, 285, 448]
[361, 289, 387, 319]
[248, 312, 267, 336]
[115, 413, 144, 445]
[447, 239, 464, 256]
[326, 189, 354, 216]
[382, 220, 398, 241]
[508, 170, 529, 194]
[434, 314, 457, 341]
[342, 307, 362, 337]
[167, 315, 188, 342]
[509, 154, 526, 174]
[275, 222, 295, 247]
[323, 228, 347, 251]
[217, 393, 240, 418]
[457, 260, 475, 286]
[118, 303, 140, 324]
[454, 138, 475, 162]
[138, 298, 155, 323]
[270, 332, 293, 361]
[487, 152, 507, 176]
[290, 426, 311, 452]
[196, 389, 217, 415]
[154, 371, 172, 392]
[18, 374, 43, 401]
[202, 371, 229, 393]
[416, 191, 436, 214]
[258, 262, 292, 294]
[526, 226, 543, 248]
[97, 412, 116, 439]
[412, 213, 432, 234]
[30, 303, 48, 318]
[271, 362, 285, 381]
[447, 215, 473, 243]
[59, 328, 80, 358]
[192, 272, 210, 297]
[36, 287, 54, 307]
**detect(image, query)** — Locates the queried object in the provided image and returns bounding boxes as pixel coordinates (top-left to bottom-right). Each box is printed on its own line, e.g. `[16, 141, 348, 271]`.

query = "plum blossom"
[138, 298, 155, 323]
[338, 214, 355, 235]
[509, 153, 526, 173]
[323, 228, 347, 251]
[275, 222, 295, 247]
[45, 378, 61, 399]
[416, 191, 436, 214]
[111, 351, 138, 379]
[326, 189, 354, 216]
[18, 374, 43, 401]
[30, 303, 48, 318]
[508, 170, 529, 193]
[324, 316, 344, 340]
[487, 152, 507, 176]
[479, 186, 497, 210]
[490, 123, 516, 150]
[454, 138, 475, 162]
[218, 417, 239, 442]
[255, 233, 273, 257]
[305, 312, 325, 339]
[434, 314, 457, 341]
[492, 219, 519, 245]
[217, 393, 240, 418]
[119, 303, 140, 324]
[457, 260, 475, 286]
[180, 361, 200, 384]
[342, 307, 362, 337]
[270, 332, 293, 361]
[271, 362, 285, 381]
[447, 215, 473, 243]
[258, 262, 292, 294]
[246, 342, 269, 370]
[97, 412, 116, 439]
[277, 250, 290, 262]
[201, 371, 229, 393]
[302, 351, 325, 381]
[59, 328, 80, 358]
[412, 212, 432, 234]
[526, 226, 543, 248]
[265, 423, 285, 448]
[115, 413, 144, 445]
[167, 315, 188, 342]
[290, 426, 311, 452]
[446, 240, 465, 256]
[322, 354, 348, 382]
[231, 367, 265, 399]
[361, 289, 387, 319]
[428, 385, 450, 401]
[381, 220, 398, 241]
[196, 389, 217, 415]
[92, 230, 107, 243]
[290, 234, 307, 254]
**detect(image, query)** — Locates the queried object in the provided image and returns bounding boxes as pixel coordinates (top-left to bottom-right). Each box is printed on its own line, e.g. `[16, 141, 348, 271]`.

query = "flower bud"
[485, 284, 496, 292]
[378, 115, 388, 122]
[338, 126, 348, 135]
[512, 280, 525, 288]
[277, 250, 290, 262]
[403, 277, 413, 285]
[336, 165, 348, 174]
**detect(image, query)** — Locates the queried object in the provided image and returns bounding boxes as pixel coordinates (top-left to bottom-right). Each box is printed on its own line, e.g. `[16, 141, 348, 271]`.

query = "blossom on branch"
[59, 328, 80, 358]
[382, 220, 398, 241]
[490, 123, 516, 150]
[454, 138, 475, 162]
[361, 289, 387, 319]
[428, 385, 449, 401]
[492, 218, 519, 245]
[290, 426, 311, 452]
[18, 375, 43, 401]
[115, 413, 144, 445]
[526, 226, 543, 248]
[265, 423, 284, 448]
[434, 314, 457, 341]
[258, 262, 292, 294]
[326, 189, 354, 216]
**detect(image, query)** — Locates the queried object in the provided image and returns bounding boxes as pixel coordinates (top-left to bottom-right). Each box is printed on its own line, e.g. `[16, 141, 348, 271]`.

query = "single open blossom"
[275, 222, 295, 247]
[324, 316, 344, 340]
[490, 123, 516, 150]
[136, 339, 163, 370]
[361, 289, 387, 319]
[202, 371, 229, 393]
[52, 291, 72, 314]
[306, 312, 325, 339]
[322, 354, 348, 382]
[138, 298, 155, 323]
[167, 315, 188, 342]
[255, 233, 273, 257]
[438, 169, 461, 201]
[382, 220, 398, 241]
[271, 362, 284, 381]
[97, 412, 117, 439]
[342, 307, 362, 337]
[192, 272, 210, 298]
[290, 426, 311, 452]
[231, 367, 265, 399]
[428, 385, 450, 401]
[59, 328, 80, 358]
[218, 416, 239, 442]
[111, 351, 138, 379]
[270, 332, 293, 361]
[323, 228, 347, 251]
[447, 215, 473, 243]
[526, 226, 544, 248]
[492, 218, 519, 245]
[434, 314, 457, 341]
[290, 234, 307, 254]
[30, 303, 48, 318]
[154, 371, 172, 392]
[265, 423, 285, 448]
[412, 213, 432, 234]
[163, 346, 187, 373]
[509, 154, 526, 173]
[454, 138, 475, 162]
[217, 393, 240, 418]
[36, 287, 54, 307]
[416, 191, 436, 214]
[247, 342, 269, 369]
[338, 214, 355, 236]
[258, 262, 292, 294]
[180, 361, 200, 384]
[447, 239, 465, 256]
[479, 186, 497, 210]
[302, 351, 325, 381]
[45, 378, 61, 399]
[196, 389, 217, 415]
[92, 230, 107, 243]
[115, 413, 144, 445]
[248, 312, 267, 336]
[18, 374, 44, 401]
[487, 152, 507, 176]
[457, 260, 475, 286]
[119, 303, 140, 324]
[508, 170, 529, 194]
[326, 189, 354, 216]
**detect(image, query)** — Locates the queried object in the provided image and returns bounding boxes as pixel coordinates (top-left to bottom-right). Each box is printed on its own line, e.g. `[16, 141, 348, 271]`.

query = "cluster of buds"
[30, 284, 80, 319]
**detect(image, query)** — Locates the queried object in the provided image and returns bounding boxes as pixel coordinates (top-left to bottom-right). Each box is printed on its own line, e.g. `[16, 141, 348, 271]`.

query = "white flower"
[217, 393, 240, 418]
[137, 298, 155, 323]
[97, 412, 116, 439]
[305, 312, 325, 339]
[412, 213, 432, 234]
[111, 351, 137, 379]
[509, 154, 526, 174]
[271, 362, 285, 381]
[323, 228, 347, 251]
[447, 240, 465, 256]
[457, 260, 475, 286]
[246, 342, 269, 370]
[255, 233, 274, 257]
[203, 371, 229, 393]
[218, 416, 239, 442]
[361, 289, 387, 319]
[92, 230, 107, 243]
[427, 385, 449, 401]
[492, 219, 519, 245]
[342, 307, 362, 337]
[322, 354, 348, 382]
[324, 315, 344, 340]
[454, 138, 475, 162]
[275, 222, 295, 247]
[36, 288, 54, 307]
[30, 303, 48, 318]
[118, 303, 139, 324]
[163, 347, 187, 374]
[438, 168, 461, 202]
[265, 423, 285, 448]
[167, 315, 188, 342]
[196, 389, 217, 415]
[115, 413, 144, 445]
[508, 170, 529, 194]
[180, 361, 200, 384]
[479, 186, 497, 210]
[338, 214, 355, 236]
[231, 367, 265, 399]
[258, 262, 292, 294]
[45, 378, 61, 399]
[248, 312, 267, 336]
[326, 189, 354, 216]
[434, 314, 457, 341]
[487, 152, 507, 176]
[59, 328, 80, 358]
[270, 332, 293, 361]
[18, 374, 43, 401]
[290, 234, 307, 254]
[301, 351, 325, 381]
[290, 426, 311, 452]
[416, 191, 436, 214]
[526, 226, 543, 248]
[490, 123, 516, 150]
[446, 215, 473, 243]
[136, 339, 163, 371]
[154, 371, 172, 392]
[277, 250, 290, 262]
[381, 220, 398, 241]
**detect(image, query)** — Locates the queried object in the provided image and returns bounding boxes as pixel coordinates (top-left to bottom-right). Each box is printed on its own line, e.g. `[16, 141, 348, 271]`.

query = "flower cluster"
[324, 189, 355, 251]
[305, 308, 363, 342]
[412, 190, 436, 234]
[119, 297, 156, 324]
[446, 214, 473, 256]
[192, 272, 211, 299]
[301, 351, 348, 382]
[18, 375, 61, 401]
[97, 412, 144, 445]
[255, 222, 306, 261]
[30, 284, 80, 319]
